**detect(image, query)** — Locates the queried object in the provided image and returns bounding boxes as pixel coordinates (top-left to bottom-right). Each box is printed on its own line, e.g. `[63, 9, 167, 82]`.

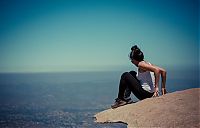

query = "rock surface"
[95, 88, 200, 128]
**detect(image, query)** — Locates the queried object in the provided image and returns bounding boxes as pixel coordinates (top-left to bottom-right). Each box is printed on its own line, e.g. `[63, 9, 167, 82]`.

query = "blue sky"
[0, 0, 199, 72]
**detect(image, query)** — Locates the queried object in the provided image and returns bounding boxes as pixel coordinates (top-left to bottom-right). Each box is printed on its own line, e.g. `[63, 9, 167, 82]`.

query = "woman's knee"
[121, 72, 130, 80]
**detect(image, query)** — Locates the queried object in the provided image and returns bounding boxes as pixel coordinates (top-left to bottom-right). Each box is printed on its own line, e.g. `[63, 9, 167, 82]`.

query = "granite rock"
[95, 88, 200, 128]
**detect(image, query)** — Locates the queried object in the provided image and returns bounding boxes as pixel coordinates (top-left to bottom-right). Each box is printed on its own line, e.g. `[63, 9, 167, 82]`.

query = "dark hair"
[129, 45, 144, 61]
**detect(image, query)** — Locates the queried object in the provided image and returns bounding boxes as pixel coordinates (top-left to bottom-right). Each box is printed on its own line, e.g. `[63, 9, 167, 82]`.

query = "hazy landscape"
[0, 70, 198, 127]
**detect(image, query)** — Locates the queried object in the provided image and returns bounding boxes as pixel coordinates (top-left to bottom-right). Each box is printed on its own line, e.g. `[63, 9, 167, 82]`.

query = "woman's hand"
[152, 87, 159, 97]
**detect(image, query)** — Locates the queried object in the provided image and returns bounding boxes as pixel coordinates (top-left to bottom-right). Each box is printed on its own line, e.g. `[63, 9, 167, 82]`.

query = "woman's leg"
[124, 71, 139, 100]
[117, 72, 130, 100]
[112, 72, 153, 108]
[118, 72, 153, 100]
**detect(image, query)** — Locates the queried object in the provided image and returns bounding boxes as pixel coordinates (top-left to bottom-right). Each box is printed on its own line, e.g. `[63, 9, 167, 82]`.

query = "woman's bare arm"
[138, 61, 167, 96]
[151, 64, 167, 94]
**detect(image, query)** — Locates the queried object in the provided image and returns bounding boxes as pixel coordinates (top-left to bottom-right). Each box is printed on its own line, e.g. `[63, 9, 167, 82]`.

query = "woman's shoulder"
[138, 60, 152, 66]
[138, 60, 156, 72]
[138, 61, 149, 72]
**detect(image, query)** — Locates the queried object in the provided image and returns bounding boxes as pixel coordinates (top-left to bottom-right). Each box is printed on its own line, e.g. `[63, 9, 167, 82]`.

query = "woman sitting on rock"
[111, 45, 167, 109]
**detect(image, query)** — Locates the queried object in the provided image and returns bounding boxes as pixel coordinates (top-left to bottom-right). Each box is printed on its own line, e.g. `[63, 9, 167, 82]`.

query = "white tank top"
[137, 68, 155, 93]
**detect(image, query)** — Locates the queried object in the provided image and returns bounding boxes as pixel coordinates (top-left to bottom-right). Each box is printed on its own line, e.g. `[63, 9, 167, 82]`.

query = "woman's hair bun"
[129, 45, 144, 61]
[131, 45, 141, 54]
[131, 45, 139, 51]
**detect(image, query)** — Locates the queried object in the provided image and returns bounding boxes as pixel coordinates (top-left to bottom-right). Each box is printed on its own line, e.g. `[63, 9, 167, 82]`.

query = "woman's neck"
[132, 60, 140, 67]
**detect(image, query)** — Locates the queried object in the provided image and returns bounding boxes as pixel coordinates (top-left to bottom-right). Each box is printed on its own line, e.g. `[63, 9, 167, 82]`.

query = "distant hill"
[95, 88, 200, 128]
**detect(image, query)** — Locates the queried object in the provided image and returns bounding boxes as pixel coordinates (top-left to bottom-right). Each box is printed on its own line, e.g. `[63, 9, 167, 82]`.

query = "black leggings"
[118, 71, 154, 100]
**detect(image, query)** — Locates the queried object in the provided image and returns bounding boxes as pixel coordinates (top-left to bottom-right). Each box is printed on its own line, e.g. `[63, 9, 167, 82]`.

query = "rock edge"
[94, 88, 200, 128]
